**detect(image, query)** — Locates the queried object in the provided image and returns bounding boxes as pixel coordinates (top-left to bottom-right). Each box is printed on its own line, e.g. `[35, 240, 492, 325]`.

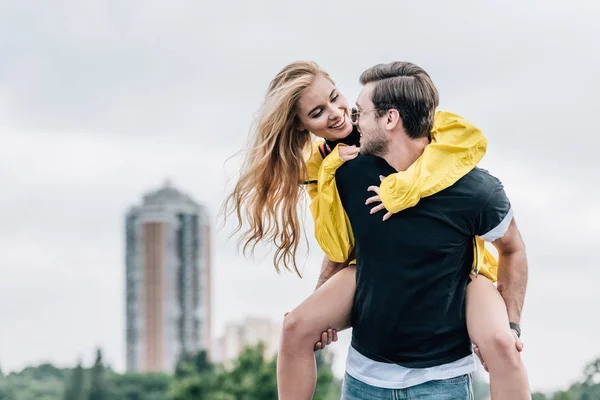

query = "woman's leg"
[277, 266, 356, 400]
[466, 275, 531, 400]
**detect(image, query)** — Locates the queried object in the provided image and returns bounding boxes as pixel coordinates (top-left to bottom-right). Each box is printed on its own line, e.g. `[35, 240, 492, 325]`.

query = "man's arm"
[315, 256, 349, 290]
[491, 217, 528, 326]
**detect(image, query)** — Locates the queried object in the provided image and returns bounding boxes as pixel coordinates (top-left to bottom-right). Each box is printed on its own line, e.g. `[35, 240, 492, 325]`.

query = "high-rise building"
[125, 181, 211, 373]
[213, 317, 281, 367]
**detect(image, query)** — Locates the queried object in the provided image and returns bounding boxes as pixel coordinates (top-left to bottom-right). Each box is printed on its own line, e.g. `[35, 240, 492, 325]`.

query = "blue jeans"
[341, 373, 473, 400]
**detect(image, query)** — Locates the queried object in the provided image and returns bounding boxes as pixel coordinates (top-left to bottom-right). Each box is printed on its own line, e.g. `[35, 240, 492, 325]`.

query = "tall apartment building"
[125, 181, 211, 373]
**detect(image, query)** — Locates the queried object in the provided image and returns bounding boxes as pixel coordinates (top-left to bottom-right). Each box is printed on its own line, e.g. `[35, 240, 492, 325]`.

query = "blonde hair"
[223, 61, 333, 277]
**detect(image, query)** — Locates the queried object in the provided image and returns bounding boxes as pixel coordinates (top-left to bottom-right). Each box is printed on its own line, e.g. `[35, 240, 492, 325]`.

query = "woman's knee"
[481, 330, 523, 368]
[281, 311, 314, 345]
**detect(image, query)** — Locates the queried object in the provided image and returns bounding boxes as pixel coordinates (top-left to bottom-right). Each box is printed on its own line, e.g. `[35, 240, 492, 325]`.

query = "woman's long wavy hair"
[223, 61, 333, 277]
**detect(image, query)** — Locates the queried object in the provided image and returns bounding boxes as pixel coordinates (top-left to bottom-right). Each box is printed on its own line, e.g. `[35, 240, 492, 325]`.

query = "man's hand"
[366, 175, 392, 221]
[314, 328, 338, 351]
[512, 329, 524, 352]
[283, 311, 338, 351]
[315, 257, 348, 290]
[473, 330, 523, 373]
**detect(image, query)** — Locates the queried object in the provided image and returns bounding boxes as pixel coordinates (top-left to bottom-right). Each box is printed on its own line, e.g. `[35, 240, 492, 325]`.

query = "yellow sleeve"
[378, 110, 488, 214]
[307, 145, 355, 263]
[473, 238, 498, 282]
[376, 110, 498, 281]
[304, 141, 325, 201]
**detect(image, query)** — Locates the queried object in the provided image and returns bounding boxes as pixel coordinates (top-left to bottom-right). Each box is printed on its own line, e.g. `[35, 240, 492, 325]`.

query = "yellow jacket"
[304, 111, 498, 281]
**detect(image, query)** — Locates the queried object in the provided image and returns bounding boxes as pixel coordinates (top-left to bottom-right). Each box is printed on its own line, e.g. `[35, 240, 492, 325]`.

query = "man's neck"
[382, 136, 430, 172]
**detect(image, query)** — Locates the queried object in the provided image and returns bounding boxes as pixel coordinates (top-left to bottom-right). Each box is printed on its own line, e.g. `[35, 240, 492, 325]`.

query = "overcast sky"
[0, 0, 598, 393]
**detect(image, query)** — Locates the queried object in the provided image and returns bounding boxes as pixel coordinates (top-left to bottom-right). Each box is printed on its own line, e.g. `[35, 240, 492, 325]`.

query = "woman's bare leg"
[466, 275, 531, 400]
[277, 266, 355, 400]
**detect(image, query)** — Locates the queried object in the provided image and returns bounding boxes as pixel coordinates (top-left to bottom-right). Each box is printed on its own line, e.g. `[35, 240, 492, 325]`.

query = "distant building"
[125, 180, 212, 373]
[214, 317, 281, 366]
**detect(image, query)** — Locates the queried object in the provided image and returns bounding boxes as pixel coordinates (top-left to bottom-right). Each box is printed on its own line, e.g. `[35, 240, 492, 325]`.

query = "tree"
[110, 372, 171, 400]
[192, 351, 212, 375]
[168, 349, 229, 400]
[224, 343, 277, 399]
[0, 372, 14, 400]
[168, 344, 278, 400]
[5, 344, 342, 399]
[64, 360, 86, 400]
[174, 350, 213, 379]
[313, 350, 340, 400]
[89, 349, 109, 400]
[584, 358, 600, 385]
[551, 391, 574, 400]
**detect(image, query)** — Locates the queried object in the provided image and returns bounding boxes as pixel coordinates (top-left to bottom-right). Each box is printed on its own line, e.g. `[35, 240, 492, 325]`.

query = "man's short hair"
[359, 62, 439, 139]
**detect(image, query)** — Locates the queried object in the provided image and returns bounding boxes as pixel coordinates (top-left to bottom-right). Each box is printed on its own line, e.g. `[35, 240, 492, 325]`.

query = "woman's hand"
[338, 145, 359, 161]
[366, 175, 393, 221]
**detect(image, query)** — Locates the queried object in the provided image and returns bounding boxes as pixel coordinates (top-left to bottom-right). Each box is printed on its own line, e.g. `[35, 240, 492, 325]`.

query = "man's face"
[355, 83, 388, 156]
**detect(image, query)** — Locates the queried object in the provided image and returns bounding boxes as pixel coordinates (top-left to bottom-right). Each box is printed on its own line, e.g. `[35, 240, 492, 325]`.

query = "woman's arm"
[305, 142, 358, 263]
[379, 110, 488, 213]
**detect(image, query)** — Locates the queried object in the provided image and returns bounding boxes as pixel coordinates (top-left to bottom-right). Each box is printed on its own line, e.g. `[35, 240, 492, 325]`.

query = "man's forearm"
[315, 256, 348, 290]
[496, 249, 528, 325]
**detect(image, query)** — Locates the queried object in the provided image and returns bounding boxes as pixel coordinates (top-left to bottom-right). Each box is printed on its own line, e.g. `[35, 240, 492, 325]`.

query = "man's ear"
[385, 109, 402, 131]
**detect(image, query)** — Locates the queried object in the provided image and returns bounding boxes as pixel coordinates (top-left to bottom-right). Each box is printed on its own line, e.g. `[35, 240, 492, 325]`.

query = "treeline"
[2, 348, 599, 399]
[0, 344, 339, 400]
[531, 357, 600, 399]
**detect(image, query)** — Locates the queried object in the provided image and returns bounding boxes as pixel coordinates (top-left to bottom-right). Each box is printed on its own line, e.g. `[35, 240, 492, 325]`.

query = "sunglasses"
[350, 107, 381, 124]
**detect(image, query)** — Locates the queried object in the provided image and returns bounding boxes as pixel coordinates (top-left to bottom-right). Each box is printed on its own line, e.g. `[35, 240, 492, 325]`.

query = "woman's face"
[296, 74, 353, 141]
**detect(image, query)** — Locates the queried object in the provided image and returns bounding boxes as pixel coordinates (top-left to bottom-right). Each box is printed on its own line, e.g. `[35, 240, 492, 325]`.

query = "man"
[331, 62, 529, 399]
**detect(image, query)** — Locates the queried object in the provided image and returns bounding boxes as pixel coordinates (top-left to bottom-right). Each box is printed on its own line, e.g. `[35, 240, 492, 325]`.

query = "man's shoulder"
[462, 167, 504, 189]
[337, 154, 393, 177]
[336, 155, 394, 198]
[449, 167, 505, 203]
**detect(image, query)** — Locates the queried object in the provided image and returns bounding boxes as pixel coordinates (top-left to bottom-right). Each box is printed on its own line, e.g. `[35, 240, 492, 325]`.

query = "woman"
[224, 61, 529, 399]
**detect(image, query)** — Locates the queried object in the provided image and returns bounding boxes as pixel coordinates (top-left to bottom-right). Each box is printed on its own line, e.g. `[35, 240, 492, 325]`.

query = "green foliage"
[0, 344, 340, 399]
[88, 349, 109, 400]
[313, 351, 339, 400]
[551, 391, 575, 400]
[108, 372, 171, 400]
[63, 361, 85, 400]
[221, 343, 278, 400]
[20, 346, 600, 400]
[20, 364, 66, 381]
[584, 358, 600, 385]
[532, 393, 548, 400]
[0, 371, 64, 400]
[168, 343, 341, 400]
[174, 350, 213, 379]
[530, 357, 600, 399]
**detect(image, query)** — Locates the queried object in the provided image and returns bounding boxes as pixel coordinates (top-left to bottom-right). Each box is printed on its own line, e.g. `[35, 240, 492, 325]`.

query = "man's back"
[336, 154, 510, 368]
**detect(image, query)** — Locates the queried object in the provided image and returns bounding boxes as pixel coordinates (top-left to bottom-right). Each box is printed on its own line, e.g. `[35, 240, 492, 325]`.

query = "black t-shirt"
[335, 154, 511, 368]
[321, 126, 361, 158]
